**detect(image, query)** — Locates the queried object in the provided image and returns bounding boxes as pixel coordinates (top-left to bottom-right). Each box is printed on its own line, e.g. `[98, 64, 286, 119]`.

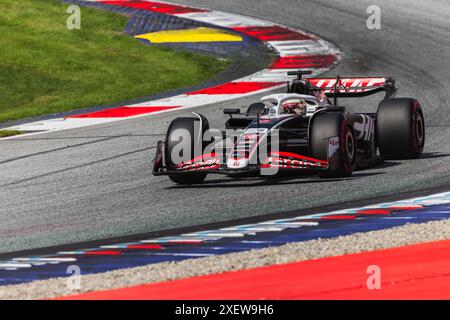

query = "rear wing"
[306, 76, 397, 99]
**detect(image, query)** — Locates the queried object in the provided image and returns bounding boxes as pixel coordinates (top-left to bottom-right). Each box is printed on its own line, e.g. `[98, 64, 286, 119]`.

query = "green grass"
[0, 130, 22, 137]
[0, 0, 229, 123]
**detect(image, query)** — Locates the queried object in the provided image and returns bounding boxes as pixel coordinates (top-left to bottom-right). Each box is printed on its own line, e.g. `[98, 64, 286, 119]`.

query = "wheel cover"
[416, 112, 424, 147]
[345, 129, 355, 160]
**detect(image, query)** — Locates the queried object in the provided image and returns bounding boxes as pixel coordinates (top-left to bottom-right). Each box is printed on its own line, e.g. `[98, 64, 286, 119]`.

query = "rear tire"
[376, 98, 425, 159]
[311, 112, 356, 178]
[165, 116, 208, 184]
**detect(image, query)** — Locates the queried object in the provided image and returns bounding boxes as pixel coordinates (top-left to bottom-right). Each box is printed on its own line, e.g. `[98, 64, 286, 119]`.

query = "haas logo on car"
[353, 115, 374, 142]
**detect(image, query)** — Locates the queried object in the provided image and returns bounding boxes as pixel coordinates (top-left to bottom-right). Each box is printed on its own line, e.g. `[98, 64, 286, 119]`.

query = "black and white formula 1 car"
[153, 71, 425, 184]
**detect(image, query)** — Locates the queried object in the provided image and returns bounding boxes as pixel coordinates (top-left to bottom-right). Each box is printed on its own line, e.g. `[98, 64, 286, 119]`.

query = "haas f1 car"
[153, 71, 425, 184]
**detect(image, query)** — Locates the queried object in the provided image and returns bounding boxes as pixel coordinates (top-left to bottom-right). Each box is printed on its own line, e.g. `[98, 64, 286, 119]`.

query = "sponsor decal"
[262, 151, 328, 169]
[265, 157, 326, 169]
[308, 77, 385, 93]
[176, 153, 220, 170]
[353, 115, 374, 142]
[328, 136, 339, 158]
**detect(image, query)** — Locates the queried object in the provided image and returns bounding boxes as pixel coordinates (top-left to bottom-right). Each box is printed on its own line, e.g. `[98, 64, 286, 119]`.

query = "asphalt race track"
[1, 0, 449, 254]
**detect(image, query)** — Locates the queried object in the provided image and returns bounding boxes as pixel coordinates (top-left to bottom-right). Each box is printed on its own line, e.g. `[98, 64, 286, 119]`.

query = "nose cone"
[227, 131, 259, 169]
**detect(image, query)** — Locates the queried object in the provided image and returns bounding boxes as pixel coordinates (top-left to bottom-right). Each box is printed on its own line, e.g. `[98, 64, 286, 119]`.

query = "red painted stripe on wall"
[100, 1, 208, 14]
[233, 26, 313, 41]
[270, 54, 337, 69]
[126, 244, 163, 250]
[68, 106, 179, 118]
[83, 251, 121, 256]
[187, 82, 283, 95]
[59, 239, 450, 299]
[356, 206, 423, 215]
[319, 215, 357, 220]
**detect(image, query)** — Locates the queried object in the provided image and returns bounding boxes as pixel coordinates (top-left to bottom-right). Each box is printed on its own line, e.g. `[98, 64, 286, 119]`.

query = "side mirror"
[223, 108, 241, 115]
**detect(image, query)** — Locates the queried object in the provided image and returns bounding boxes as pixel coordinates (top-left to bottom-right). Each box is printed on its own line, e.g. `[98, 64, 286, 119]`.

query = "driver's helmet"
[281, 99, 307, 114]
[315, 90, 327, 102]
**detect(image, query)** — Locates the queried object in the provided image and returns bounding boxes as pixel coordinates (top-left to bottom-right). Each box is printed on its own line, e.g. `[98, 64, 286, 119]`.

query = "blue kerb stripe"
[0, 203, 448, 286]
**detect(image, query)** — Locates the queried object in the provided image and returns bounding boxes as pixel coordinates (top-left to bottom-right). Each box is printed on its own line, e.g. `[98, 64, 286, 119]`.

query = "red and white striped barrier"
[4, 0, 340, 136]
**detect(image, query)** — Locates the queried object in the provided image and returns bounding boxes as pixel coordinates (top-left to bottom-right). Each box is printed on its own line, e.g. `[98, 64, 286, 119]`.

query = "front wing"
[153, 136, 339, 176]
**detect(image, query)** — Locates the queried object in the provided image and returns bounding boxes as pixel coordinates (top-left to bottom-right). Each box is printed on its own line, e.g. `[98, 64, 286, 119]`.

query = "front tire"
[165, 116, 208, 184]
[376, 98, 425, 159]
[311, 112, 356, 178]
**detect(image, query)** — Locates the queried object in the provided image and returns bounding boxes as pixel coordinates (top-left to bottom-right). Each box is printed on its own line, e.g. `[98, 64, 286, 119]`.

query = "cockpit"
[260, 94, 326, 117]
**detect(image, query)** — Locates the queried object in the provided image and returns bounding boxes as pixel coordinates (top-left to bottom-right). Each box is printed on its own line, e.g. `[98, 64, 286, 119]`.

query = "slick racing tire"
[165, 116, 209, 184]
[311, 112, 356, 178]
[247, 102, 266, 116]
[376, 98, 425, 159]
